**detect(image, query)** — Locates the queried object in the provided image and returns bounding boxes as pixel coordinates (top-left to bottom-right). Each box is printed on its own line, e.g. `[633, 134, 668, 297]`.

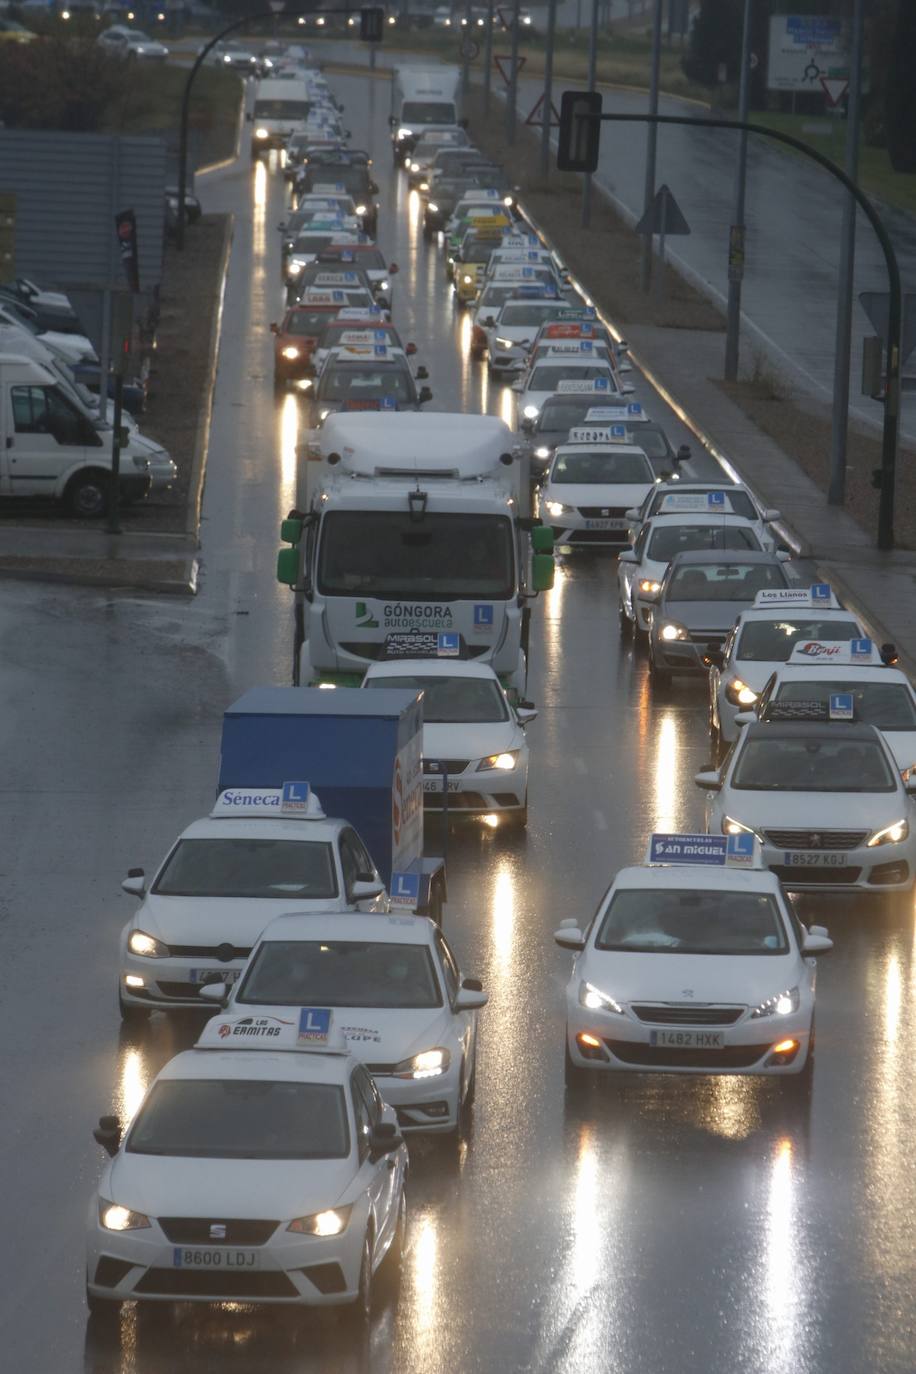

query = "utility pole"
[724, 0, 753, 380]
[581, 0, 600, 224]
[462, 0, 473, 99]
[505, 0, 521, 143]
[540, 0, 558, 178]
[484, 0, 495, 115]
[639, 0, 663, 291]
[828, 0, 865, 506]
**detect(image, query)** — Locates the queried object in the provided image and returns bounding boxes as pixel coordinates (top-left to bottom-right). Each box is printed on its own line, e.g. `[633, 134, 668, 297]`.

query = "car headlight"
[281, 345, 301, 360]
[503, 195, 514, 206]
[523, 405, 540, 419]
[255, 128, 269, 139]
[288, 261, 303, 275]
[427, 202, 439, 213]
[378, 280, 389, 291]
[578, 981, 623, 1014]
[127, 929, 169, 958]
[319, 408, 330, 421]
[419, 182, 429, 191]
[722, 816, 761, 840]
[223, 53, 232, 63]
[394, 1048, 450, 1079]
[751, 986, 799, 1019]
[288, 1204, 352, 1236]
[534, 446, 550, 459]
[495, 337, 515, 349]
[100, 1200, 151, 1231]
[638, 579, 661, 594]
[659, 622, 689, 642]
[725, 677, 759, 707]
[462, 274, 473, 284]
[410, 162, 420, 172]
[355, 203, 367, 215]
[544, 500, 573, 517]
[397, 127, 412, 139]
[476, 750, 519, 772]
[867, 818, 909, 847]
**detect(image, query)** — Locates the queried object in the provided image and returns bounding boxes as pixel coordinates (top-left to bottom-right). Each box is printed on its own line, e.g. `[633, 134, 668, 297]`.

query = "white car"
[749, 637, 916, 777]
[513, 352, 623, 425]
[709, 588, 864, 757]
[118, 787, 386, 1021]
[362, 658, 535, 826]
[617, 505, 764, 633]
[97, 26, 169, 60]
[627, 480, 782, 549]
[554, 833, 832, 1085]
[484, 299, 587, 377]
[285, 226, 362, 286]
[698, 720, 916, 907]
[206, 910, 488, 1134]
[540, 434, 657, 550]
[86, 1016, 407, 1320]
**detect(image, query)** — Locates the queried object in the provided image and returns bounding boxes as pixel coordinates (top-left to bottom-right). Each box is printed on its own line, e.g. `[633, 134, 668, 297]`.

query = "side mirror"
[277, 546, 299, 588]
[694, 770, 721, 790]
[734, 710, 755, 727]
[675, 444, 691, 463]
[93, 1115, 122, 1158]
[406, 342, 417, 355]
[454, 985, 488, 1010]
[388, 115, 397, 128]
[553, 926, 585, 951]
[270, 322, 279, 333]
[521, 417, 535, 433]
[118, 425, 130, 448]
[618, 549, 636, 564]
[369, 180, 379, 195]
[121, 870, 146, 897]
[905, 778, 916, 795]
[245, 111, 253, 122]
[198, 982, 230, 1005]
[516, 705, 538, 725]
[624, 508, 640, 521]
[351, 878, 385, 900]
[369, 1121, 403, 1159]
[415, 365, 429, 379]
[705, 642, 724, 667]
[763, 508, 782, 522]
[776, 549, 791, 562]
[802, 931, 833, 954]
[460, 117, 470, 129]
[388, 262, 399, 274]
[621, 383, 637, 395]
[418, 386, 433, 404]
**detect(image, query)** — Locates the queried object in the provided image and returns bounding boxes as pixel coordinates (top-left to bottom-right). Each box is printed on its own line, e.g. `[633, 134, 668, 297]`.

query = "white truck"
[276, 412, 554, 696]
[389, 66, 463, 164]
[0, 353, 154, 515]
[250, 75, 315, 157]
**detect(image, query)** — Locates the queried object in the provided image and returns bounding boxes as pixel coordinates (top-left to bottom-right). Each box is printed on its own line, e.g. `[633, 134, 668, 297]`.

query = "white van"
[250, 76, 314, 157]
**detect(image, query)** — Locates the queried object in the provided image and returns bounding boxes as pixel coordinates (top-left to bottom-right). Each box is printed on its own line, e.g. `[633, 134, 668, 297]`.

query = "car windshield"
[254, 99, 311, 118]
[461, 240, 498, 264]
[737, 619, 862, 662]
[775, 680, 916, 730]
[318, 367, 414, 404]
[651, 487, 757, 520]
[127, 1080, 349, 1159]
[596, 889, 788, 954]
[621, 425, 669, 460]
[322, 248, 386, 270]
[529, 365, 611, 390]
[501, 304, 575, 327]
[294, 234, 336, 253]
[666, 558, 787, 600]
[153, 839, 338, 898]
[649, 527, 762, 565]
[535, 400, 595, 432]
[310, 167, 369, 194]
[551, 451, 652, 484]
[238, 940, 442, 1008]
[318, 511, 515, 598]
[732, 735, 896, 791]
[283, 310, 335, 336]
[364, 674, 508, 722]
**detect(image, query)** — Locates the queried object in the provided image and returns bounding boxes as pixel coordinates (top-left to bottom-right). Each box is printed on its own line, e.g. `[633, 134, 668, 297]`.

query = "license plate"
[423, 778, 461, 793]
[782, 851, 848, 867]
[585, 519, 611, 530]
[172, 1248, 259, 1270]
[189, 968, 241, 985]
[649, 1029, 725, 1049]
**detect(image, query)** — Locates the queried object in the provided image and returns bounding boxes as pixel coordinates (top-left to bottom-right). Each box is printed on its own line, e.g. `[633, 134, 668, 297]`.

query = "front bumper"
[370, 1063, 461, 1132]
[421, 763, 527, 816]
[274, 348, 314, 382]
[86, 1211, 366, 1307]
[120, 953, 247, 1010]
[649, 634, 717, 673]
[566, 1003, 813, 1076]
[759, 839, 916, 893]
[551, 516, 630, 549]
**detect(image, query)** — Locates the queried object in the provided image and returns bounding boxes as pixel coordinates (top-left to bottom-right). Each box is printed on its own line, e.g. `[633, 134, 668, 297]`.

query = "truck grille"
[630, 1005, 743, 1026]
[765, 829, 867, 850]
[341, 641, 488, 661]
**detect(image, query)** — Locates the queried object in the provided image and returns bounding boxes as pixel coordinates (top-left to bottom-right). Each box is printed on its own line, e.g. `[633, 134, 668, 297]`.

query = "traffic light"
[557, 91, 603, 173]
[360, 6, 385, 41]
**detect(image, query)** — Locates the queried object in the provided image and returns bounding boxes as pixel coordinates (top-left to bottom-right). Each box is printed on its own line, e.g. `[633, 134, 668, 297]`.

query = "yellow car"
[455, 260, 486, 304]
[0, 18, 35, 42]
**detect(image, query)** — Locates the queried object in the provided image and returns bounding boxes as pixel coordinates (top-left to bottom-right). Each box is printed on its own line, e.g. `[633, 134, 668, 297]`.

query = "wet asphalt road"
[2, 67, 916, 1374]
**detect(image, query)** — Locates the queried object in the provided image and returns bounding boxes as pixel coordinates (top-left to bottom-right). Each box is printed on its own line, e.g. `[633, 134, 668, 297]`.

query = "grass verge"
[101, 63, 242, 171]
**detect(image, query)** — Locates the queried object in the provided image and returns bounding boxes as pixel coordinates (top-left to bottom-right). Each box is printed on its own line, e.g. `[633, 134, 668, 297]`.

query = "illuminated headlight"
[100, 1201, 150, 1232]
[534, 446, 550, 459]
[281, 345, 301, 360]
[462, 274, 473, 285]
[523, 404, 540, 419]
[319, 408, 330, 421]
[638, 579, 661, 594]
[394, 1048, 450, 1079]
[255, 127, 269, 140]
[397, 127, 413, 139]
[522, 13, 532, 22]
[127, 929, 169, 958]
[316, 15, 325, 24]
[355, 203, 368, 215]
[751, 987, 799, 1019]
[544, 500, 573, 517]
[659, 622, 689, 642]
[427, 202, 439, 213]
[288, 1205, 352, 1236]
[725, 677, 759, 707]
[477, 751, 518, 771]
[419, 182, 429, 191]
[222, 53, 232, 63]
[61, 7, 71, 16]
[378, 280, 390, 291]
[410, 162, 420, 172]
[503, 195, 514, 206]
[722, 816, 761, 840]
[388, 13, 396, 21]
[867, 818, 909, 847]
[495, 337, 515, 349]
[578, 981, 623, 1014]
[288, 261, 303, 275]
[295, 378, 313, 391]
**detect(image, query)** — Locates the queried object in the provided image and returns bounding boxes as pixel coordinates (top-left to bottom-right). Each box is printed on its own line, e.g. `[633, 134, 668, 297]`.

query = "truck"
[275, 411, 555, 697]
[218, 685, 445, 919]
[389, 65, 463, 163]
[250, 75, 315, 157]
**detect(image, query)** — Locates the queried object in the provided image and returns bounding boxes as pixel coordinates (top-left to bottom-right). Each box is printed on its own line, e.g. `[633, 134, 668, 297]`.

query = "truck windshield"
[238, 940, 442, 1008]
[364, 674, 509, 722]
[318, 512, 515, 598]
[402, 101, 456, 123]
[153, 839, 339, 899]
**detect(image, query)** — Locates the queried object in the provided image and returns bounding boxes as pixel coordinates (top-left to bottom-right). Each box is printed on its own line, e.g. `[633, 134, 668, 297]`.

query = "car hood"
[582, 950, 800, 1008]
[229, 1004, 457, 1065]
[663, 599, 755, 631]
[423, 719, 522, 762]
[720, 788, 905, 830]
[107, 1153, 355, 1222]
[546, 481, 655, 509]
[881, 731, 916, 772]
[134, 895, 349, 948]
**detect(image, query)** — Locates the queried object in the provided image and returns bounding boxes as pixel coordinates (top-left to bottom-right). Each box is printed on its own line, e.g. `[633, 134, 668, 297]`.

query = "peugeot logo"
[811, 834, 822, 847]
[209, 1224, 227, 1240]
[601, 509, 610, 517]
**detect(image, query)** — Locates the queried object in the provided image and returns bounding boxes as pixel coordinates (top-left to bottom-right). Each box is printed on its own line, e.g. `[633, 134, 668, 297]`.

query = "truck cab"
[389, 65, 463, 163]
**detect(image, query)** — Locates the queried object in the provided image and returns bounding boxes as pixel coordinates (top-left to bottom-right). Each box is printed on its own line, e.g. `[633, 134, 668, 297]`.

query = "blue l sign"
[707, 491, 727, 509]
[297, 1008, 331, 1043]
[281, 781, 310, 810]
[390, 872, 421, 909]
[811, 583, 831, 601]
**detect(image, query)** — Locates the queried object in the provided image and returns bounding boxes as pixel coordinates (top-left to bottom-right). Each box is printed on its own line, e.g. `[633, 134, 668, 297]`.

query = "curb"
[185, 211, 235, 541]
[197, 83, 246, 177]
[815, 562, 916, 685]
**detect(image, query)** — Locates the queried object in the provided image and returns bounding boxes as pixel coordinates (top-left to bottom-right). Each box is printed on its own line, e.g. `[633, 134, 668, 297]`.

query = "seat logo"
[209, 1224, 227, 1240]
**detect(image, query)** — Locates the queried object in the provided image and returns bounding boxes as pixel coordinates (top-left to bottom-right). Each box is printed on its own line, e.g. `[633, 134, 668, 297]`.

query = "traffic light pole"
[565, 105, 902, 551]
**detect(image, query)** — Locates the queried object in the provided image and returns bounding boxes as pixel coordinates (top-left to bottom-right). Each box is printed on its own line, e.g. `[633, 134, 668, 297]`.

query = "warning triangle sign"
[634, 184, 690, 237]
[525, 92, 561, 127]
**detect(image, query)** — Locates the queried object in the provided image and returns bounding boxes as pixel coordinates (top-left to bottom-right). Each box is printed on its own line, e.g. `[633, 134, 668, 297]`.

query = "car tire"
[351, 1235, 372, 1325]
[564, 1040, 592, 1095]
[709, 720, 722, 765]
[463, 1044, 478, 1110]
[65, 470, 108, 519]
[648, 654, 672, 689]
[85, 1281, 122, 1323]
[505, 801, 528, 830]
[617, 602, 633, 636]
[375, 1192, 406, 1301]
[118, 990, 150, 1026]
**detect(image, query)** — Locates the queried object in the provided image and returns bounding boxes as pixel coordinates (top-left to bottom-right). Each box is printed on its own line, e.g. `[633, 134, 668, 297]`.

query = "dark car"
[295, 161, 380, 235]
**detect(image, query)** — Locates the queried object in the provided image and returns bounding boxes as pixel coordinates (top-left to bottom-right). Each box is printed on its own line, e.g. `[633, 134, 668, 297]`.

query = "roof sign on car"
[210, 785, 326, 819]
[567, 425, 631, 444]
[585, 404, 645, 422]
[556, 378, 612, 393]
[646, 832, 761, 868]
[659, 492, 735, 513]
[788, 638, 882, 665]
[195, 1008, 349, 1055]
[314, 271, 359, 284]
[338, 329, 390, 345]
[542, 341, 595, 356]
[752, 585, 840, 608]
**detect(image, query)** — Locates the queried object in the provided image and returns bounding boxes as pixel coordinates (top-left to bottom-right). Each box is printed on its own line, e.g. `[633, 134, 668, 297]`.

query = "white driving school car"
[118, 787, 386, 1020]
[540, 431, 656, 550]
[86, 1013, 407, 1319]
[554, 832, 832, 1084]
[204, 910, 488, 1134]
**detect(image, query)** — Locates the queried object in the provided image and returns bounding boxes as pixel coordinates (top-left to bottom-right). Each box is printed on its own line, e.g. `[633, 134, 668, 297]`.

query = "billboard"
[766, 15, 848, 93]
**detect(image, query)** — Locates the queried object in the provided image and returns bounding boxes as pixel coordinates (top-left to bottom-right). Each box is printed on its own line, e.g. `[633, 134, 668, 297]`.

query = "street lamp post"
[540, 0, 557, 178]
[639, 0, 663, 291]
[723, 0, 752, 382]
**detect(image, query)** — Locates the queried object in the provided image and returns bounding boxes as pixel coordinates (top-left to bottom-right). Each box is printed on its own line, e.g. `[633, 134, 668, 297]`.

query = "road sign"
[494, 53, 526, 87]
[525, 93, 561, 127]
[634, 184, 690, 237]
[459, 36, 479, 60]
[820, 76, 848, 107]
[495, 5, 511, 29]
[557, 90, 602, 173]
[858, 292, 916, 366]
